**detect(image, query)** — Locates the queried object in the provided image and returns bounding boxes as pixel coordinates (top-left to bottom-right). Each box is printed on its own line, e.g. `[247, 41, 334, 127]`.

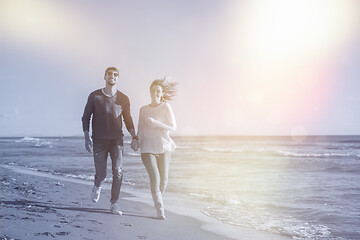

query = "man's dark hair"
[104, 67, 119, 77]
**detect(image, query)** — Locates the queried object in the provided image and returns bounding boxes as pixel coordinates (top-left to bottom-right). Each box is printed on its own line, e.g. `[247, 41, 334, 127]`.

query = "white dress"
[138, 103, 176, 154]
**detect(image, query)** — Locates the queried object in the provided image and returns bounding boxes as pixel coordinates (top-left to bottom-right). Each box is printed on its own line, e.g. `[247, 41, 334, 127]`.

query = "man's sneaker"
[110, 203, 122, 215]
[91, 185, 101, 203]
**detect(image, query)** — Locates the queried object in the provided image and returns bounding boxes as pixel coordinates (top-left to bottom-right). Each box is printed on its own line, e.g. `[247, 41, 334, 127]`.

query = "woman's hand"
[148, 117, 157, 125]
[147, 117, 176, 131]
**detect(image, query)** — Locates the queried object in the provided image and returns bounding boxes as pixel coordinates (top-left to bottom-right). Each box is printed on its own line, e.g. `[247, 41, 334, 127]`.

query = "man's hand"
[128, 129, 139, 151]
[131, 138, 139, 151]
[84, 131, 93, 153]
[85, 139, 93, 153]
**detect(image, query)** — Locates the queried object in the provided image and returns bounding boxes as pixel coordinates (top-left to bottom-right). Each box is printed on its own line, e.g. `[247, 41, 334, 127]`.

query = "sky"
[0, 0, 360, 137]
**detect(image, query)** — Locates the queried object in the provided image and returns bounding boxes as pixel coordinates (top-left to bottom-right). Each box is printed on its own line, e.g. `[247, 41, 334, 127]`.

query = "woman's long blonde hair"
[150, 77, 177, 102]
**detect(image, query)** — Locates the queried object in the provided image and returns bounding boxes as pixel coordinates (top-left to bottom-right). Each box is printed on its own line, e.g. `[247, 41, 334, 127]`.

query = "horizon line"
[1, 134, 360, 138]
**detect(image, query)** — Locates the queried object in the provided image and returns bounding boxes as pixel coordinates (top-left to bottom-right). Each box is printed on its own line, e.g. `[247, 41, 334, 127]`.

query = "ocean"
[1, 136, 359, 239]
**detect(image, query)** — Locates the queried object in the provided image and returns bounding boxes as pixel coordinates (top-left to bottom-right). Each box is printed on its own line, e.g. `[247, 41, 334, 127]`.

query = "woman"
[137, 78, 177, 220]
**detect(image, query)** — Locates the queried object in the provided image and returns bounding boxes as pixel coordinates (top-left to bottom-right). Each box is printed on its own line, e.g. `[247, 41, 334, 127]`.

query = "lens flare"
[224, 0, 359, 134]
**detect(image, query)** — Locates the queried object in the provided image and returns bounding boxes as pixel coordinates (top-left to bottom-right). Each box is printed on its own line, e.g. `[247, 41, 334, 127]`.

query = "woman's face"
[150, 85, 163, 104]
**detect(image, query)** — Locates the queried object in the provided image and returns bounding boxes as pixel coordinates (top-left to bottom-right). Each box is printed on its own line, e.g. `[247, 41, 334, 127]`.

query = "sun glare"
[232, 0, 357, 67]
[226, 0, 359, 133]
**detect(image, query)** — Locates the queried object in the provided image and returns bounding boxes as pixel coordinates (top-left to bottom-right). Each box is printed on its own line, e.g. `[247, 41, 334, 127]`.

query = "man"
[82, 67, 139, 215]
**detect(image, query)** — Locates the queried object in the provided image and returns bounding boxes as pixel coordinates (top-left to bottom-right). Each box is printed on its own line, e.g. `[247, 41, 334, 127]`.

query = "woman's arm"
[149, 103, 177, 131]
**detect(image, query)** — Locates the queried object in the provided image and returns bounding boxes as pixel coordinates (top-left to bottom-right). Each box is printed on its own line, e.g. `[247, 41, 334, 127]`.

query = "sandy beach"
[0, 164, 290, 240]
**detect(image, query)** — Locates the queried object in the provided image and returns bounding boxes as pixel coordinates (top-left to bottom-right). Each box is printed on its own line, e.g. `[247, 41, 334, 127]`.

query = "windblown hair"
[150, 77, 177, 102]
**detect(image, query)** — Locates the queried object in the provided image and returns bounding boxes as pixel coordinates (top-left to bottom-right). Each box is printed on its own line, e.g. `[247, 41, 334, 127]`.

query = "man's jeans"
[93, 139, 123, 204]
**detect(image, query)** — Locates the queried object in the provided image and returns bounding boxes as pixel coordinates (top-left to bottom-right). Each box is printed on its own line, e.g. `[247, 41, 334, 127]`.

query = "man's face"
[104, 70, 119, 86]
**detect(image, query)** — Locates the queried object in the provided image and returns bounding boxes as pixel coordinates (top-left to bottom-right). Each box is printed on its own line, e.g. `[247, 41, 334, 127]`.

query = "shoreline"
[0, 164, 289, 240]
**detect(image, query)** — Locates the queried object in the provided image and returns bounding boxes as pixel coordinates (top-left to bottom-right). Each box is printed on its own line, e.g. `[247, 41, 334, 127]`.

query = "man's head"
[104, 67, 120, 86]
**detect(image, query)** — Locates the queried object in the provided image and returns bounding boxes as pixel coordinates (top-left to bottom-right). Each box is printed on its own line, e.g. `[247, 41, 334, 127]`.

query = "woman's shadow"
[1, 199, 157, 219]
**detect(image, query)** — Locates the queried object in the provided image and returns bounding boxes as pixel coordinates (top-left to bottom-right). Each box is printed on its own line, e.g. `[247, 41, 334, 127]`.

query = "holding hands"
[131, 137, 139, 151]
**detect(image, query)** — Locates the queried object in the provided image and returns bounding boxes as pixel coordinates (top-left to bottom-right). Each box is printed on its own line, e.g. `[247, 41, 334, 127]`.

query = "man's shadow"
[1, 200, 157, 219]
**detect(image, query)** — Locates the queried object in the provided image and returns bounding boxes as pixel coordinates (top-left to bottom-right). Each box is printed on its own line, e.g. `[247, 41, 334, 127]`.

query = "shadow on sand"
[1, 200, 157, 219]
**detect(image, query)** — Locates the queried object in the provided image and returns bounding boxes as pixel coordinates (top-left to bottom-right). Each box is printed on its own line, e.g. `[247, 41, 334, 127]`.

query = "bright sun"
[223, 0, 359, 134]
[232, 0, 358, 67]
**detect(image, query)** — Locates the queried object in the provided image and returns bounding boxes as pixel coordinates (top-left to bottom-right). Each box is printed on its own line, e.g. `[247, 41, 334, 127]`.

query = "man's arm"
[128, 128, 137, 139]
[82, 94, 94, 153]
[122, 98, 139, 151]
[122, 98, 135, 133]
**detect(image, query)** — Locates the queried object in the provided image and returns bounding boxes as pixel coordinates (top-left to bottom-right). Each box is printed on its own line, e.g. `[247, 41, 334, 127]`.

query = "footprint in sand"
[56, 231, 70, 236]
[34, 232, 55, 238]
[1, 234, 19, 240]
[72, 225, 83, 228]
[121, 223, 132, 227]
[88, 219, 102, 225]
[27, 213, 43, 217]
[21, 216, 35, 222]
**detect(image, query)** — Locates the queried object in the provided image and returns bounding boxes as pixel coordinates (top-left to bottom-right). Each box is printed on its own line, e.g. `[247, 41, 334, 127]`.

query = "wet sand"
[0, 165, 289, 240]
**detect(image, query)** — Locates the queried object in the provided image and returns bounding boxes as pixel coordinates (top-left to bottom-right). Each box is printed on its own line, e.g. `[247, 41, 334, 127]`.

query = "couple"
[81, 67, 176, 220]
